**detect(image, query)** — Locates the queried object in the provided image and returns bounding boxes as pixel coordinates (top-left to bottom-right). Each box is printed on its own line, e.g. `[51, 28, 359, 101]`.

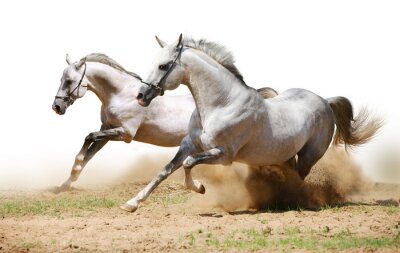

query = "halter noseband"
[141, 44, 184, 96]
[55, 63, 87, 105]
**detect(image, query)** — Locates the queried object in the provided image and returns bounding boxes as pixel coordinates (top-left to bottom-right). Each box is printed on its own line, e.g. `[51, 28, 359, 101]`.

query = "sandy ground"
[1, 148, 400, 252]
[1, 183, 399, 252]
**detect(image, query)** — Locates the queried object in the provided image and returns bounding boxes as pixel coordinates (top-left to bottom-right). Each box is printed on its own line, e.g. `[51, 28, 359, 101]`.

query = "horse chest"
[103, 104, 135, 126]
[102, 107, 119, 123]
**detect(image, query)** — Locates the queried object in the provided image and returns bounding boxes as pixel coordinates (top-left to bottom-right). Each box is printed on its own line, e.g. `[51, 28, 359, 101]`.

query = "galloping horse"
[52, 54, 277, 192]
[120, 35, 381, 212]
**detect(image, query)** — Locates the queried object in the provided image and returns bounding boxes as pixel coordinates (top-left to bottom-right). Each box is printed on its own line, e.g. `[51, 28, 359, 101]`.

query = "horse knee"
[85, 133, 96, 142]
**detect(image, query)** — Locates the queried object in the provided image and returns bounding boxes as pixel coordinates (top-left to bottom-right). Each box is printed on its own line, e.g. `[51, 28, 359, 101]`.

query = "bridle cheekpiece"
[141, 44, 184, 96]
[55, 62, 87, 105]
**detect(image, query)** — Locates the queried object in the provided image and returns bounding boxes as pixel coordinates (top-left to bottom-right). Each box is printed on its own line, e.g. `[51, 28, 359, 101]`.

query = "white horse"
[52, 54, 276, 192]
[120, 35, 381, 212]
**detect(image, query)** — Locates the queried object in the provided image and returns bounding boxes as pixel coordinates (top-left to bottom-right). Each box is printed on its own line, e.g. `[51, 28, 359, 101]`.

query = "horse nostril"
[55, 105, 61, 112]
[137, 93, 144, 100]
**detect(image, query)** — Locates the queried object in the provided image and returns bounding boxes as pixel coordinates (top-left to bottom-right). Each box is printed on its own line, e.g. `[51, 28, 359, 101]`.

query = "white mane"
[183, 37, 246, 85]
[82, 53, 142, 80]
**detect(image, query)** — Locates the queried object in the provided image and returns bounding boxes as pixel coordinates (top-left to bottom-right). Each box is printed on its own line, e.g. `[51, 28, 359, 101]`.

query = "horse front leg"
[120, 136, 195, 212]
[58, 140, 108, 192]
[58, 127, 126, 192]
[182, 147, 224, 194]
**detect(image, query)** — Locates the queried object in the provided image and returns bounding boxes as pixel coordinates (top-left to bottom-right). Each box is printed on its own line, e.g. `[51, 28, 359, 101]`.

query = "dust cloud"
[117, 146, 374, 211]
[1, 142, 396, 212]
[191, 146, 372, 211]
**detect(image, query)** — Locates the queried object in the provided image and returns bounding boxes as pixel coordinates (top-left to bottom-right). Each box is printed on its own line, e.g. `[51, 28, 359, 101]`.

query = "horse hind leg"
[286, 157, 296, 170]
[295, 134, 332, 180]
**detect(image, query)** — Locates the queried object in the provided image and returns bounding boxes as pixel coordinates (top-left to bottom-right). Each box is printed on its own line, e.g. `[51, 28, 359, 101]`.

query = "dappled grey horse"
[120, 35, 381, 212]
[52, 54, 276, 192]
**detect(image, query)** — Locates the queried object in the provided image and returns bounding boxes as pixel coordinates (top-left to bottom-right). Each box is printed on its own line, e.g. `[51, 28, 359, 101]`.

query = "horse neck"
[85, 62, 137, 105]
[183, 50, 249, 121]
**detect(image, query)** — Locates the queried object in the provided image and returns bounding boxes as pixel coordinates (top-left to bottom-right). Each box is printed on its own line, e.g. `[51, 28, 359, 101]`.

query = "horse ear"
[176, 33, 183, 48]
[75, 57, 86, 69]
[66, 54, 71, 65]
[155, 36, 167, 48]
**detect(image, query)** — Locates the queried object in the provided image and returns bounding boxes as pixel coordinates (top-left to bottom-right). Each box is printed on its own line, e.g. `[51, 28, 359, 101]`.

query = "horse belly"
[234, 139, 299, 166]
[134, 121, 188, 147]
[234, 120, 311, 166]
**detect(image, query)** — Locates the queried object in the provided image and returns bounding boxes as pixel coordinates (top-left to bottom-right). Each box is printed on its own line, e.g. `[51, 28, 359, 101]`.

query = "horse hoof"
[48, 184, 70, 194]
[46, 186, 63, 194]
[198, 184, 206, 194]
[120, 203, 137, 213]
[192, 180, 206, 194]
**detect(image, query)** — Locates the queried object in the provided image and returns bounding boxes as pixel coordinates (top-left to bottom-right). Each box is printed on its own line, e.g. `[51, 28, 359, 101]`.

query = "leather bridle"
[141, 44, 184, 96]
[55, 63, 87, 105]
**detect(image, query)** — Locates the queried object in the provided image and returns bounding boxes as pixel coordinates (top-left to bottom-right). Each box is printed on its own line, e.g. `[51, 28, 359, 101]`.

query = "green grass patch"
[384, 205, 400, 215]
[320, 204, 342, 212]
[150, 192, 190, 208]
[0, 183, 191, 216]
[19, 241, 43, 251]
[185, 227, 400, 252]
[0, 195, 117, 216]
[230, 229, 270, 249]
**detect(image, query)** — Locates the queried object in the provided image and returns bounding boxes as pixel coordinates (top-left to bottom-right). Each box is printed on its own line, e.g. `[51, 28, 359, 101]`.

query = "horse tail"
[257, 87, 279, 99]
[327, 96, 383, 149]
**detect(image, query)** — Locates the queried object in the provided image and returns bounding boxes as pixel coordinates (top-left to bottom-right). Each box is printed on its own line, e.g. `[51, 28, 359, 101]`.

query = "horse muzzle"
[52, 100, 67, 115]
[136, 96, 150, 107]
[136, 85, 159, 107]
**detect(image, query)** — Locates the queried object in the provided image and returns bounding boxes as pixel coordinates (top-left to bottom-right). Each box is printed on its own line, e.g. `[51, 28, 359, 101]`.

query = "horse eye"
[159, 64, 167, 70]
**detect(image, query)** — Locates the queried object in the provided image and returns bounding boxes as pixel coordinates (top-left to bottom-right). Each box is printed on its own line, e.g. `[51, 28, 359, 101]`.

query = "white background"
[0, 0, 399, 187]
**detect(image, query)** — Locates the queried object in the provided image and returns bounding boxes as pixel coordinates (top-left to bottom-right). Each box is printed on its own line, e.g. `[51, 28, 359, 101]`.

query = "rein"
[55, 63, 87, 105]
[141, 44, 184, 96]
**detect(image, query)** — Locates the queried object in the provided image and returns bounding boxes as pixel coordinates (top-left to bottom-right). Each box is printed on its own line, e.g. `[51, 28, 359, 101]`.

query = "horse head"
[52, 54, 89, 115]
